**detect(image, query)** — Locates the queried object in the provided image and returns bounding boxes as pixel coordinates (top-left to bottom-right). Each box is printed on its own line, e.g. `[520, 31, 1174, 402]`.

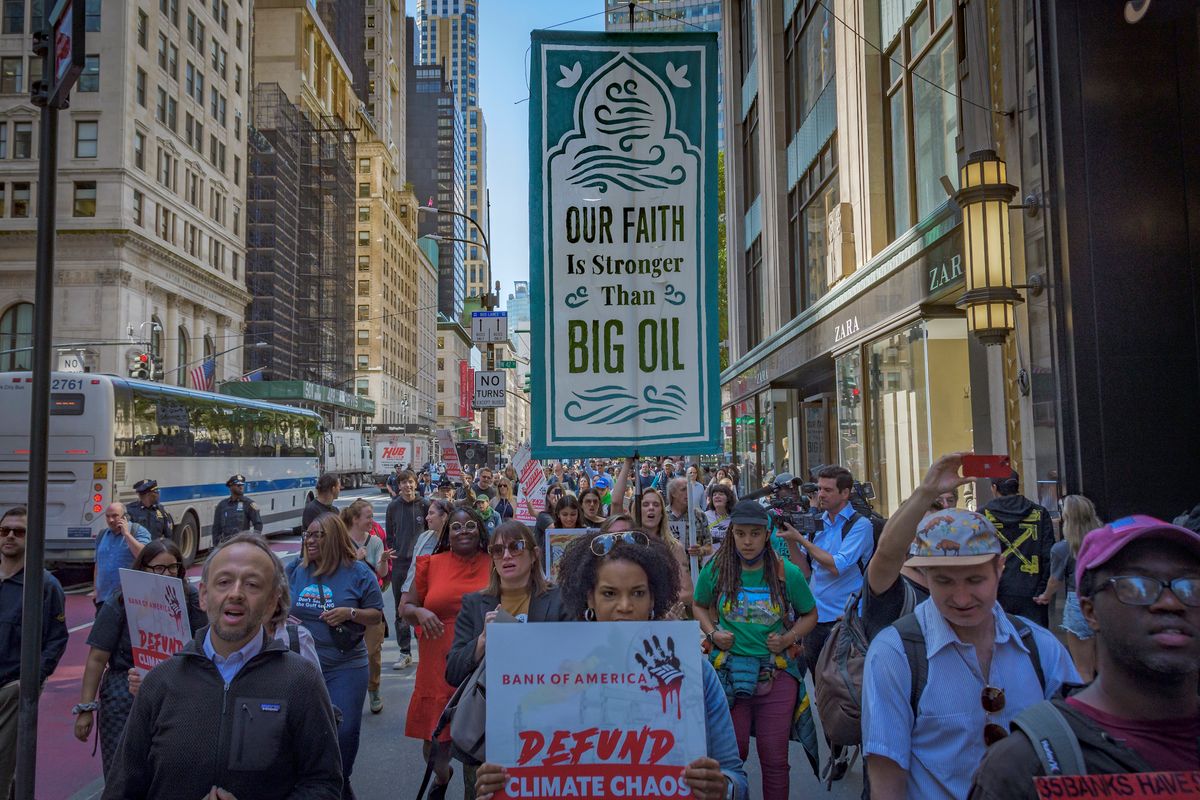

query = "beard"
[211, 602, 266, 644]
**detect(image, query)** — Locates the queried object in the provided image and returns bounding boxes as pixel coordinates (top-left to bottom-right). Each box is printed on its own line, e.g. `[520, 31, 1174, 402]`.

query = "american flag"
[237, 368, 264, 382]
[189, 359, 216, 391]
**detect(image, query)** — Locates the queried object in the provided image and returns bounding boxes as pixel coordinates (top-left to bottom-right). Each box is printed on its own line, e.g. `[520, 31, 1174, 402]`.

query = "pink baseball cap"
[1075, 515, 1200, 593]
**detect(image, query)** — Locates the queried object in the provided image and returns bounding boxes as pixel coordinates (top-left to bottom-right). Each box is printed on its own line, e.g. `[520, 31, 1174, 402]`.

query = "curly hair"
[705, 523, 788, 614]
[435, 506, 488, 554]
[556, 529, 680, 621]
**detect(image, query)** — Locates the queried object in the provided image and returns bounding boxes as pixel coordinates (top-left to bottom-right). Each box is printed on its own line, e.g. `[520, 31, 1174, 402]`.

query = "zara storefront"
[722, 202, 995, 514]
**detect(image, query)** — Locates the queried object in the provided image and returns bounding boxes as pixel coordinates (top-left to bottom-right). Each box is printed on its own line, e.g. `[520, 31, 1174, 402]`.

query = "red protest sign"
[1035, 772, 1200, 799]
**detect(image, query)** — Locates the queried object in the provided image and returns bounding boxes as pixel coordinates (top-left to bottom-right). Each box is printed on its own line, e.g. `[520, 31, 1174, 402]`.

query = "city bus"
[0, 372, 322, 566]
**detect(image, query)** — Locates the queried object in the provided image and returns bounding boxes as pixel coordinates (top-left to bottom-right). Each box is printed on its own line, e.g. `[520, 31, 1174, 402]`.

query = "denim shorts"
[1061, 591, 1094, 640]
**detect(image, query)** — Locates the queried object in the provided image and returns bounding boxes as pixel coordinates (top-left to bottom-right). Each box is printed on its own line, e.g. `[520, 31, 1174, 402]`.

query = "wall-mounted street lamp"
[954, 149, 1023, 346]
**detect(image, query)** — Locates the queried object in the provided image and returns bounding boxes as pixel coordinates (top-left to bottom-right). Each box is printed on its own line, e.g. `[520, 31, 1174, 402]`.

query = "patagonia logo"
[260, 703, 281, 712]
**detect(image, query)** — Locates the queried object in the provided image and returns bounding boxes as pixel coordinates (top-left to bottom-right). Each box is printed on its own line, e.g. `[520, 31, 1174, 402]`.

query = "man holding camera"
[778, 465, 875, 675]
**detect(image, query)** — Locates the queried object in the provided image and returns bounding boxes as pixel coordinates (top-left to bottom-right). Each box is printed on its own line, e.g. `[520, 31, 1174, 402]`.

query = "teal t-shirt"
[693, 557, 816, 658]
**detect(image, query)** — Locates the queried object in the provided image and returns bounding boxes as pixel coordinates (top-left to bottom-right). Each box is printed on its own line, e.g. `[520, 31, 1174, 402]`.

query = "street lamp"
[954, 149, 1022, 346]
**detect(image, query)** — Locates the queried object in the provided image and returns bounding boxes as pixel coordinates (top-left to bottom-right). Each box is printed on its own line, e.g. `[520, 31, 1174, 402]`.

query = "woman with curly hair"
[693, 500, 818, 800]
[473, 524, 749, 800]
[403, 505, 491, 799]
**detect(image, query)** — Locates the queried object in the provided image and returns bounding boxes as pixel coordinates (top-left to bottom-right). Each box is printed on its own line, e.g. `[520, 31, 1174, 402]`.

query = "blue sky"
[405, 1, 607, 303]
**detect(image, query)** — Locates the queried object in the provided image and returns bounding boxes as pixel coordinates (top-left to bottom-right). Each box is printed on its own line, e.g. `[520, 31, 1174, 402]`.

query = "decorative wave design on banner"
[565, 78, 687, 193]
[564, 384, 687, 425]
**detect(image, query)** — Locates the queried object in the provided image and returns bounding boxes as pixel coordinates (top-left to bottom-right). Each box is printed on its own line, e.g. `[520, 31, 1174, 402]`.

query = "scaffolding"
[246, 83, 356, 389]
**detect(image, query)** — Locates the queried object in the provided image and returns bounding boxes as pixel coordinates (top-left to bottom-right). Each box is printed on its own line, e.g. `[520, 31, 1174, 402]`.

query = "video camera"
[763, 473, 823, 536]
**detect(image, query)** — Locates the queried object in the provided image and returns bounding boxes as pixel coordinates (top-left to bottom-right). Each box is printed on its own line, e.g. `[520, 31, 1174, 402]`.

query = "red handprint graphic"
[635, 635, 685, 720]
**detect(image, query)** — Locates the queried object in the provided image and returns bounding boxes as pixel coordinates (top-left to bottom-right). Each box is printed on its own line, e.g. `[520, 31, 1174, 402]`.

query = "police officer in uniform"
[211, 474, 262, 545]
[127, 479, 174, 540]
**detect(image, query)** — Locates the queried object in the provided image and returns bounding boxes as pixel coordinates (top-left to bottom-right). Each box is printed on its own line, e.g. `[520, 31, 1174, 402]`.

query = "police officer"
[127, 479, 174, 540]
[211, 474, 262, 546]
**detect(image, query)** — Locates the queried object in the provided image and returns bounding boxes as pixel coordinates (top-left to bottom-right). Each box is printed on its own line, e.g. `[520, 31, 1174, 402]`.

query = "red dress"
[404, 549, 491, 741]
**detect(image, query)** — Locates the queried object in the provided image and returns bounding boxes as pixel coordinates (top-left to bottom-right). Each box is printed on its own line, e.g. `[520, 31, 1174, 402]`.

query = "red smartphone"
[961, 454, 1011, 479]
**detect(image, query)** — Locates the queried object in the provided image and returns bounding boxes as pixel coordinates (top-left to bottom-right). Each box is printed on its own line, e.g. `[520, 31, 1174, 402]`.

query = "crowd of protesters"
[2, 449, 1198, 799]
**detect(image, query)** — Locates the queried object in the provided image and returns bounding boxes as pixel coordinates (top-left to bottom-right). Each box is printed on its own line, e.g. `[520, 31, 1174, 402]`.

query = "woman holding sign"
[74, 539, 204, 777]
[692, 501, 819, 800]
[473, 525, 749, 800]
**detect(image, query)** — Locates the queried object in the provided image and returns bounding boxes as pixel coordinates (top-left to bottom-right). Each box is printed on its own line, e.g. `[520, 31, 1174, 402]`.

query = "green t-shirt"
[693, 558, 816, 658]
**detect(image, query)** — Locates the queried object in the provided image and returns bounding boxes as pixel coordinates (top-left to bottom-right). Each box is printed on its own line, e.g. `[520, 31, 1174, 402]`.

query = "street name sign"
[473, 370, 506, 408]
[529, 30, 721, 458]
[471, 310, 508, 344]
[498, 359, 517, 369]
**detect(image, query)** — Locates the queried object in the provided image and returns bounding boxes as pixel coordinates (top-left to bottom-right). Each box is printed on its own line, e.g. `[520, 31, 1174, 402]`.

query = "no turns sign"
[473, 370, 506, 408]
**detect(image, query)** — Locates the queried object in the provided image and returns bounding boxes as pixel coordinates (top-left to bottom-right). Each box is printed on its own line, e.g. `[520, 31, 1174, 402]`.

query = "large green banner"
[529, 30, 720, 458]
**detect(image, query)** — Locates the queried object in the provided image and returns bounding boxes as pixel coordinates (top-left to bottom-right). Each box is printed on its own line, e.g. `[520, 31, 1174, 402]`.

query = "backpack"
[813, 580, 918, 748]
[892, 612, 1046, 720]
[1010, 701, 1087, 776]
[844, 509, 887, 574]
[416, 656, 487, 799]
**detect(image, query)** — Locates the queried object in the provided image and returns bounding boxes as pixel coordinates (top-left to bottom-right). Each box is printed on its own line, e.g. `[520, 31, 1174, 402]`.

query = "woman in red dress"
[402, 505, 490, 798]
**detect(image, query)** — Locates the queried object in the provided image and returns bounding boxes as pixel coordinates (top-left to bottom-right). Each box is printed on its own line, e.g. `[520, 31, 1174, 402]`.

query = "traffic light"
[129, 351, 151, 379]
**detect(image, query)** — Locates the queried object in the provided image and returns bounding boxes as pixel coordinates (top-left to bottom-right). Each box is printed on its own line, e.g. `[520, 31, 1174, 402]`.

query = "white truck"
[322, 429, 373, 489]
[371, 427, 430, 483]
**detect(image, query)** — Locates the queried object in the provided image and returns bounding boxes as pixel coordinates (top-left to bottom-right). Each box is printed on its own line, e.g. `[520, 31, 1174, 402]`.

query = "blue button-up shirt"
[94, 522, 152, 602]
[203, 627, 265, 684]
[862, 600, 1080, 800]
[810, 505, 874, 622]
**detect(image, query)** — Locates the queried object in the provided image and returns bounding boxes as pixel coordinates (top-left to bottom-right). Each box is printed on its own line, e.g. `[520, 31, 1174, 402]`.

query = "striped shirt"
[862, 599, 1079, 800]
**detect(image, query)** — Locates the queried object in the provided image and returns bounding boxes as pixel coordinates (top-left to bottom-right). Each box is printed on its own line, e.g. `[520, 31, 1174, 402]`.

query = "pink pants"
[729, 671, 798, 800]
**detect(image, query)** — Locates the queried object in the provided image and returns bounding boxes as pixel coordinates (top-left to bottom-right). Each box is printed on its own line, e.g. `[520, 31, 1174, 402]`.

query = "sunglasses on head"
[0, 525, 26, 538]
[590, 530, 650, 556]
[488, 540, 527, 558]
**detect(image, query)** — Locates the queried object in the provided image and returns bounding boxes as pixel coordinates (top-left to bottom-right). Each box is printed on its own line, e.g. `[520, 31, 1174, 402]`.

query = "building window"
[77, 55, 99, 92]
[2, 0, 22, 34]
[357, 330, 369, 345]
[133, 189, 144, 226]
[744, 236, 763, 348]
[741, 99, 759, 207]
[355, 379, 369, 397]
[136, 67, 147, 106]
[358, 279, 370, 296]
[11, 182, 29, 217]
[356, 355, 369, 369]
[137, 9, 149, 47]
[358, 206, 370, 222]
[357, 231, 370, 247]
[176, 327, 188, 386]
[739, 0, 757, 78]
[168, 43, 178, 80]
[884, 0, 957, 239]
[12, 122, 30, 159]
[787, 140, 839, 315]
[73, 181, 97, 217]
[85, 0, 100, 31]
[359, 158, 370, 173]
[358, 255, 370, 271]
[0, 185, 5, 216]
[0, 303, 33, 371]
[357, 305, 369, 321]
[0, 124, 6, 159]
[358, 182, 369, 198]
[0, 57, 22, 94]
[74, 121, 98, 158]
[784, 3, 834, 139]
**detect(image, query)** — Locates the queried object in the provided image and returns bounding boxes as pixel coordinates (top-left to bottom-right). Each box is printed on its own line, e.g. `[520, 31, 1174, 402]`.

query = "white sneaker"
[392, 653, 413, 670]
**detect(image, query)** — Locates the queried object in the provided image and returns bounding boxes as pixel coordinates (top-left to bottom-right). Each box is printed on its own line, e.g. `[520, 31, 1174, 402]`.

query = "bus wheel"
[174, 512, 200, 567]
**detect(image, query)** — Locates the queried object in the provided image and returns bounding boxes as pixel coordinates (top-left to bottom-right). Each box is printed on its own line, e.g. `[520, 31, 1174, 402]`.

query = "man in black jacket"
[0, 506, 68, 796]
[385, 471, 427, 670]
[983, 470, 1055, 626]
[103, 533, 342, 800]
[969, 515, 1200, 797]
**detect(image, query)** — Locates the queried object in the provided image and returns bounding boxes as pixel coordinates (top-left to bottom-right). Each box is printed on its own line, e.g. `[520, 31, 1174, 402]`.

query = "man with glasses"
[970, 516, 1200, 797]
[862, 508, 1078, 800]
[127, 479, 174, 540]
[0, 506, 69, 795]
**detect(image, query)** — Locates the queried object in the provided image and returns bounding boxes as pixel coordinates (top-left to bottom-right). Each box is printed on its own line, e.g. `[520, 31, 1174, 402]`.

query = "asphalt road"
[42, 488, 864, 799]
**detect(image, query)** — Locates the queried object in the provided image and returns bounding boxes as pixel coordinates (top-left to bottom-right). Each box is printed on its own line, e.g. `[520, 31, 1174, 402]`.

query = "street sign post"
[471, 310, 508, 343]
[473, 370, 506, 408]
[44, 0, 85, 109]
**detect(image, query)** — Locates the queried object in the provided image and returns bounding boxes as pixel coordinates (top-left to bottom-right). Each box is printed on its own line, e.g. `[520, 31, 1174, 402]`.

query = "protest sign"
[1035, 772, 1200, 799]
[512, 444, 550, 524]
[437, 428, 462, 481]
[119, 568, 192, 671]
[487, 621, 706, 799]
[529, 31, 720, 458]
[542, 528, 594, 581]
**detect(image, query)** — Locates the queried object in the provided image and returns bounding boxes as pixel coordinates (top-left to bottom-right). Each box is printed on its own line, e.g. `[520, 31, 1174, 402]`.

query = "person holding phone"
[93, 503, 151, 612]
